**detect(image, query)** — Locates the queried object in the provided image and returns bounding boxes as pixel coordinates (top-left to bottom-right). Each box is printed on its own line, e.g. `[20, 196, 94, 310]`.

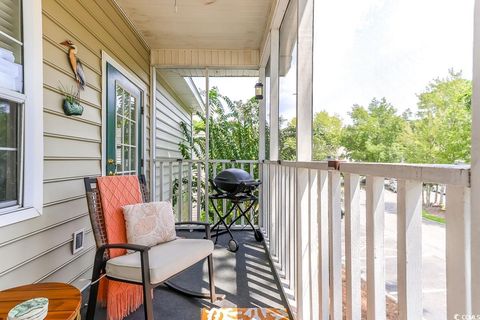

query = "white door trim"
[101, 51, 148, 176]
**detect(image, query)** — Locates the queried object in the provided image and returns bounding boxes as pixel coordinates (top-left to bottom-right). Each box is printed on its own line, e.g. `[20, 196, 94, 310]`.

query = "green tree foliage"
[279, 117, 296, 160]
[402, 70, 472, 163]
[180, 70, 472, 167]
[180, 87, 259, 160]
[313, 111, 344, 160]
[342, 98, 407, 162]
[177, 87, 260, 222]
[280, 112, 344, 161]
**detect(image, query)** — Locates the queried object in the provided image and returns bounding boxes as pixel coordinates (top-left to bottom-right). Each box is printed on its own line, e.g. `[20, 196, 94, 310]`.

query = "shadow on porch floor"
[82, 231, 289, 319]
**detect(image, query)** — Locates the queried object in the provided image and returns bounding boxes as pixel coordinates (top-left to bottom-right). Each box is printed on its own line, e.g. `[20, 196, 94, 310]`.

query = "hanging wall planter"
[59, 82, 84, 116]
[63, 99, 84, 116]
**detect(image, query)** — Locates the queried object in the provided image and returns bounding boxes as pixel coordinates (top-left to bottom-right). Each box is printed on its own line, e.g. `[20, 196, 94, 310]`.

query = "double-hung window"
[0, 0, 23, 209]
[0, 0, 43, 225]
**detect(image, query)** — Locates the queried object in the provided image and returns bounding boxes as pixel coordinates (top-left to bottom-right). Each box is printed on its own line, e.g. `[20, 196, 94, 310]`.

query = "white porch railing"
[154, 158, 261, 227]
[154, 157, 472, 319]
[262, 160, 471, 320]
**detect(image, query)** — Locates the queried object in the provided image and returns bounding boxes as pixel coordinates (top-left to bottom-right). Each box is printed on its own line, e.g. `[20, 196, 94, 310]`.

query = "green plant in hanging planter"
[58, 82, 84, 116]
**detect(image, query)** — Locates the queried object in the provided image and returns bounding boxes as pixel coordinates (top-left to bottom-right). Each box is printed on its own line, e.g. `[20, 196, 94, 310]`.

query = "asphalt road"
[342, 188, 446, 319]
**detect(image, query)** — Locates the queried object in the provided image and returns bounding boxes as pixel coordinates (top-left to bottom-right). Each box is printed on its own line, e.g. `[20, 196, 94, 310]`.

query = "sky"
[192, 77, 258, 103]
[191, 0, 474, 123]
[311, 0, 474, 122]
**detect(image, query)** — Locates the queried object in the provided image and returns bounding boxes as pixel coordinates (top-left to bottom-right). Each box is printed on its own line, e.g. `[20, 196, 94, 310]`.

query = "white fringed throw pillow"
[122, 201, 176, 249]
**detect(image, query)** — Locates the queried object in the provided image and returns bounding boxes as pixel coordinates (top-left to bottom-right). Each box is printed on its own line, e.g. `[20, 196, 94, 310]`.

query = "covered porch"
[0, 0, 479, 319]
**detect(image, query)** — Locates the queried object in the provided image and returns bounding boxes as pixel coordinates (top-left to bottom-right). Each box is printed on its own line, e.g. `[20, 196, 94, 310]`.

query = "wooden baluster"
[270, 163, 277, 258]
[366, 176, 386, 320]
[344, 173, 361, 320]
[159, 162, 164, 201]
[285, 166, 291, 284]
[222, 162, 227, 220]
[318, 170, 329, 320]
[178, 162, 183, 221]
[446, 185, 472, 318]
[397, 179, 423, 320]
[250, 163, 255, 225]
[196, 162, 201, 222]
[329, 171, 342, 320]
[296, 167, 311, 320]
[309, 169, 319, 320]
[213, 164, 218, 224]
[290, 166, 296, 292]
[169, 162, 173, 203]
[188, 162, 193, 221]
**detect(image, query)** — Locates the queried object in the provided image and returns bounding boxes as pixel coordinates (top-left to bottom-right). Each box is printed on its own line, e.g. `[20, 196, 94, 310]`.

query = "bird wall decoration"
[60, 40, 86, 91]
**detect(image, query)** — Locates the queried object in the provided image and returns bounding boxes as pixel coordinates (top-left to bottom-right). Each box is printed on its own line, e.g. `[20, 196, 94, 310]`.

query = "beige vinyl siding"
[154, 77, 192, 201]
[0, 0, 151, 291]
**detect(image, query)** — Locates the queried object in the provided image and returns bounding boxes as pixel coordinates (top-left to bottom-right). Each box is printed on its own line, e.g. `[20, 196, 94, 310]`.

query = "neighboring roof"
[157, 69, 204, 114]
[157, 68, 260, 115]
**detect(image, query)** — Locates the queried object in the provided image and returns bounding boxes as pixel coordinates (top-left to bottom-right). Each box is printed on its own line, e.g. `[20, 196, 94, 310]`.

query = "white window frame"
[0, 0, 43, 227]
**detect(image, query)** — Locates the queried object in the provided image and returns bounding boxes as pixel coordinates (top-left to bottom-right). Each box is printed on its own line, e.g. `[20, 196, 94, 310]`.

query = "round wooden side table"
[0, 282, 81, 320]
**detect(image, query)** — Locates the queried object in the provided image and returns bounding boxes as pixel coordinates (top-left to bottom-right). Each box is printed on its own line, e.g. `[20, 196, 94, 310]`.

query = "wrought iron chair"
[84, 175, 219, 319]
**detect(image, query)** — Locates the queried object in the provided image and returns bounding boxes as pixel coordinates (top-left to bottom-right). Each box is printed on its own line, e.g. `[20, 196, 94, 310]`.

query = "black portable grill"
[209, 168, 263, 252]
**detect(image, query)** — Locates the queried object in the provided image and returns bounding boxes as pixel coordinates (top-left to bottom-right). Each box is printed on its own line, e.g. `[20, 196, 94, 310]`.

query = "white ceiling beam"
[151, 48, 260, 68]
[260, 0, 290, 67]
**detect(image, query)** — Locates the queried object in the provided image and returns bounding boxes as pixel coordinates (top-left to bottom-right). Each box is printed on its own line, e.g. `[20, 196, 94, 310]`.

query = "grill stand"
[209, 193, 263, 252]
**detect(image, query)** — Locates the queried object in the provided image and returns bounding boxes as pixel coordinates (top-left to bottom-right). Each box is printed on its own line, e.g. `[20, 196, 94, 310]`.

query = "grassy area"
[422, 210, 445, 224]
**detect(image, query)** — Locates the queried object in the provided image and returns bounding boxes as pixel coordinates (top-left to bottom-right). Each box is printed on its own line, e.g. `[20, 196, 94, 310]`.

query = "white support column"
[397, 179, 423, 320]
[328, 171, 342, 320]
[295, 1, 314, 317]
[471, 0, 480, 313]
[344, 173, 361, 320]
[317, 170, 329, 320]
[259, 67, 266, 161]
[446, 185, 471, 318]
[259, 67, 266, 226]
[270, 30, 280, 161]
[269, 30, 279, 264]
[204, 69, 210, 215]
[149, 66, 157, 200]
[296, 167, 311, 320]
[365, 176, 386, 320]
[296, 0, 313, 162]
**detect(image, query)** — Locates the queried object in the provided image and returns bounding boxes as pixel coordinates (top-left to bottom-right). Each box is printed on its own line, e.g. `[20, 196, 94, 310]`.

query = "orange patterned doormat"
[201, 308, 289, 320]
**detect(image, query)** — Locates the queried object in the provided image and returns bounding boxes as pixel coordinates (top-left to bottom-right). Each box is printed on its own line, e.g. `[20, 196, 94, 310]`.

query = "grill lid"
[213, 168, 261, 194]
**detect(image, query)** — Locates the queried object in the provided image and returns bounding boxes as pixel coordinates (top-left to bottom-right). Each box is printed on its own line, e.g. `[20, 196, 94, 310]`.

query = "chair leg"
[86, 258, 103, 319]
[207, 254, 217, 303]
[143, 284, 154, 320]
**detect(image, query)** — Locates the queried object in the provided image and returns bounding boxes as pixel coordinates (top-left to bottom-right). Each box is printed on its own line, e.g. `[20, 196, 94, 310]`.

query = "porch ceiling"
[115, 0, 274, 50]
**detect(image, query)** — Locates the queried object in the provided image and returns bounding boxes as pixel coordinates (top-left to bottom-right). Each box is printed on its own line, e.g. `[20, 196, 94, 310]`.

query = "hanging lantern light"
[255, 82, 264, 100]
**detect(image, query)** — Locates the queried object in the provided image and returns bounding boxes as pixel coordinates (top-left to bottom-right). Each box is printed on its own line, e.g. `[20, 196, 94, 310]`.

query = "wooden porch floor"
[81, 231, 289, 319]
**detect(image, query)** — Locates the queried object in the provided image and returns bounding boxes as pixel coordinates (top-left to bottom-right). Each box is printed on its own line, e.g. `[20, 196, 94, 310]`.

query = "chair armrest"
[94, 243, 152, 285]
[99, 243, 150, 253]
[94, 243, 150, 269]
[175, 222, 211, 239]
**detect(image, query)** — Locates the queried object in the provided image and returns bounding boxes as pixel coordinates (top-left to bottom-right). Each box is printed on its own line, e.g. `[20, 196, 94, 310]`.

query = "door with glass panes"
[106, 63, 143, 176]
